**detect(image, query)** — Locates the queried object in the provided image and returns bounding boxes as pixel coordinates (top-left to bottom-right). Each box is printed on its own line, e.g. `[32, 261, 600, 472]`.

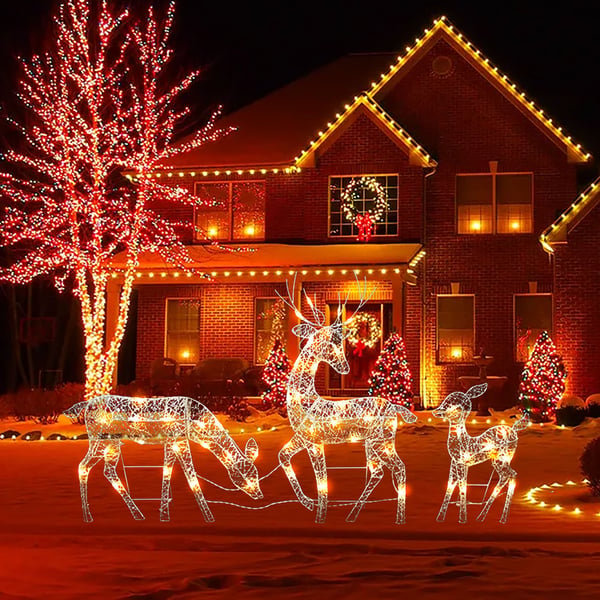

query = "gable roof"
[369, 16, 590, 164]
[157, 15, 590, 175]
[539, 177, 600, 252]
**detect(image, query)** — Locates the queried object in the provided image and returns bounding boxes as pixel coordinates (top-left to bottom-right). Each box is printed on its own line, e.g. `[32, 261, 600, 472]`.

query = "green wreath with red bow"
[340, 176, 388, 242]
[346, 312, 381, 356]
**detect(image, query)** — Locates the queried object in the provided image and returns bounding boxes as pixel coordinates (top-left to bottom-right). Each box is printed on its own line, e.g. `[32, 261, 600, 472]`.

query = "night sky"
[1, 0, 599, 163]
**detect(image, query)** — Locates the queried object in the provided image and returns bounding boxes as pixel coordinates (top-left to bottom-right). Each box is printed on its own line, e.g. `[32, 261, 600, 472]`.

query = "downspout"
[421, 166, 437, 408]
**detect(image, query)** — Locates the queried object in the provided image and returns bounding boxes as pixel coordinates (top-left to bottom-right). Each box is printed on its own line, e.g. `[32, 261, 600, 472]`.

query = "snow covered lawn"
[1, 411, 600, 599]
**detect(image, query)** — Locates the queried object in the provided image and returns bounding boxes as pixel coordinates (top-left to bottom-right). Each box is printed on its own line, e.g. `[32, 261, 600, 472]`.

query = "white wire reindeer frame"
[433, 383, 529, 524]
[64, 395, 263, 522]
[276, 276, 417, 524]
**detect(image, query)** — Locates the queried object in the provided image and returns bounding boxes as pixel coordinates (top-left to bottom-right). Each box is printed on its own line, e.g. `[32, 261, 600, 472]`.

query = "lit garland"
[340, 177, 388, 242]
[518, 331, 567, 422]
[368, 333, 412, 408]
[261, 339, 291, 415]
[433, 383, 529, 523]
[0, 0, 234, 401]
[64, 395, 262, 522]
[345, 311, 381, 350]
[277, 278, 417, 524]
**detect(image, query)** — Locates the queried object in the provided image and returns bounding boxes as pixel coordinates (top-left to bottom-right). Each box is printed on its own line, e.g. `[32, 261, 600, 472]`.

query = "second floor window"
[195, 181, 265, 241]
[329, 174, 399, 238]
[456, 172, 533, 234]
[437, 294, 475, 363]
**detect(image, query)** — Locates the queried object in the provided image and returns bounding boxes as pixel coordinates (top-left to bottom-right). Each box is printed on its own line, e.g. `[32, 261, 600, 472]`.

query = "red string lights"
[0, 0, 232, 400]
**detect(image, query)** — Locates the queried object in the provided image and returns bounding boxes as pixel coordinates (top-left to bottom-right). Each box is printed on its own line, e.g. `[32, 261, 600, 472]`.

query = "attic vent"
[431, 55, 454, 77]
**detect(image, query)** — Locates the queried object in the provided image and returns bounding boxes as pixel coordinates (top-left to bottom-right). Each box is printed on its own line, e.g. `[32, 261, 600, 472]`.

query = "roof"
[156, 16, 590, 175]
[539, 177, 600, 252]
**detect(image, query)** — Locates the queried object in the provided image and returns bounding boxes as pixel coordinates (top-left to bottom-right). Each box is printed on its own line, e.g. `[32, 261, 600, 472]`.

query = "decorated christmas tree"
[518, 330, 566, 422]
[261, 339, 291, 415]
[368, 333, 413, 408]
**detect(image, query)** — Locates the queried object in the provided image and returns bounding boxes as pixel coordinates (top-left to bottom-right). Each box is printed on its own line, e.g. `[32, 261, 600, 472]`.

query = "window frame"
[164, 297, 201, 366]
[328, 173, 399, 239]
[193, 179, 266, 242]
[455, 171, 534, 235]
[513, 293, 553, 363]
[436, 294, 475, 365]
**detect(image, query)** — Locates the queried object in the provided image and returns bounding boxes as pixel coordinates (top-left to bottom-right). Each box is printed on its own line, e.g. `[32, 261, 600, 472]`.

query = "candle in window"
[208, 226, 218, 238]
[451, 347, 462, 359]
[470, 221, 481, 231]
[244, 224, 256, 236]
[511, 221, 520, 231]
[181, 349, 191, 360]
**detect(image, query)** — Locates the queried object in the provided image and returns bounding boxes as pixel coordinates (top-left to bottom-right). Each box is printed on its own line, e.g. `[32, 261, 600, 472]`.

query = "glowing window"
[514, 294, 552, 362]
[195, 181, 265, 241]
[165, 299, 200, 365]
[329, 174, 399, 238]
[437, 295, 475, 364]
[254, 297, 287, 365]
[456, 172, 533, 234]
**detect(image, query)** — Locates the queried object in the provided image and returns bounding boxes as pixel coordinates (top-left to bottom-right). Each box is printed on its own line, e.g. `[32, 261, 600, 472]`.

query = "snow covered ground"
[2, 409, 600, 599]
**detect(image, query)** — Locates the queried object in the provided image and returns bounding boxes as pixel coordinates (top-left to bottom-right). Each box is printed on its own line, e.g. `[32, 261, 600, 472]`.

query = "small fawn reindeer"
[64, 395, 262, 522]
[433, 383, 529, 523]
[277, 278, 417, 524]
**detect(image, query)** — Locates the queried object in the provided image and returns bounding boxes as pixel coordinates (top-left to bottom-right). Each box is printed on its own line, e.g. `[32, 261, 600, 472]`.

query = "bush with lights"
[518, 330, 566, 422]
[367, 332, 413, 408]
[261, 339, 291, 416]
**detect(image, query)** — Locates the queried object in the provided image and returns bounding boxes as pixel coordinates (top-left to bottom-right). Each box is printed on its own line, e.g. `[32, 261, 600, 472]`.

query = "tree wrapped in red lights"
[261, 340, 291, 416]
[0, 1, 231, 400]
[518, 330, 567, 422]
[367, 332, 413, 409]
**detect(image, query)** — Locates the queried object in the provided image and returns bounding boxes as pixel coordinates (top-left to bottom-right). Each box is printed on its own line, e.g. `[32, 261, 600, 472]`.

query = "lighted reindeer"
[433, 383, 529, 523]
[277, 278, 417, 524]
[64, 395, 262, 522]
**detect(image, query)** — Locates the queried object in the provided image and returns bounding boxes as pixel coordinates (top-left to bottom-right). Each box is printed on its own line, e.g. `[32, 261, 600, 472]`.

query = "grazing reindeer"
[277, 278, 417, 524]
[64, 395, 262, 522]
[433, 383, 529, 523]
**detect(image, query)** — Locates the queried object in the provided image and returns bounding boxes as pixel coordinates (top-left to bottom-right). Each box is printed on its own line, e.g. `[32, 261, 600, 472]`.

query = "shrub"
[227, 397, 251, 422]
[555, 395, 586, 427]
[580, 437, 600, 496]
[586, 394, 600, 418]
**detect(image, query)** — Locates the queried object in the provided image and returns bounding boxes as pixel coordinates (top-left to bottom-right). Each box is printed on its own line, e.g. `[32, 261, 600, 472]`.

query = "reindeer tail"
[512, 413, 530, 432]
[63, 401, 87, 420]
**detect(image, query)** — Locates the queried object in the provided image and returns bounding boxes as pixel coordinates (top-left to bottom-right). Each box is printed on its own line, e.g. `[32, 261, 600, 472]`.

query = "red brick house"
[113, 16, 595, 407]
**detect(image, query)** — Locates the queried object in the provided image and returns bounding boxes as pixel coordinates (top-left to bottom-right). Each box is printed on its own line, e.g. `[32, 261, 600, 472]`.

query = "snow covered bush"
[580, 437, 600, 496]
[586, 394, 600, 418]
[555, 395, 586, 427]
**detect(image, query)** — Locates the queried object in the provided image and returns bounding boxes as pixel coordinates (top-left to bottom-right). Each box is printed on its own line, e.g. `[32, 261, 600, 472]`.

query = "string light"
[276, 277, 417, 524]
[434, 383, 529, 523]
[64, 395, 262, 522]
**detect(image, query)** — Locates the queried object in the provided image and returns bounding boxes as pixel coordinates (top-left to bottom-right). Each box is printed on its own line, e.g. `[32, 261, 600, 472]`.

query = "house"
[111, 16, 595, 407]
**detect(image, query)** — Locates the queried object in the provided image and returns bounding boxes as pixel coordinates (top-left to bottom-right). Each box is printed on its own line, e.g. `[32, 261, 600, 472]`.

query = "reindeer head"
[279, 275, 374, 376]
[432, 383, 488, 423]
[228, 438, 263, 499]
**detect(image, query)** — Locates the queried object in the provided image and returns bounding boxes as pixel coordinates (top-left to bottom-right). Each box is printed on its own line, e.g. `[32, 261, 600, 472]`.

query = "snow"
[2, 410, 600, 599]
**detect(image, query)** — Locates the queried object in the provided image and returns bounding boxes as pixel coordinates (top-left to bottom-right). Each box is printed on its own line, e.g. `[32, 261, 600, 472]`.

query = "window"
[456, 172, 533, 234]
[329, 174, 399, 237]
[194, 181, 265, 241]
[514, 294, 552, 362]
[254, 298, 287, 364]
[165, 299, 200, 365]
[437, 295, 475, 363]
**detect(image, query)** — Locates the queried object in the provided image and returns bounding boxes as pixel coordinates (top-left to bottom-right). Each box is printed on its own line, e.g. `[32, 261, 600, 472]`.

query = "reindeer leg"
[437, 460, 460, 522]
[174, 440, 214, 523]
[376, 442, 408, 525]
[160, 443, 177, 522]
[477, 463, 516, 523]
[347, 441, 386, 523]
[307, 442, 327, 523]
[279, 433, 315, 511]
[78, 441, 104, 523]
[457, 464, 469, 524]
[103, 443, 145, 520]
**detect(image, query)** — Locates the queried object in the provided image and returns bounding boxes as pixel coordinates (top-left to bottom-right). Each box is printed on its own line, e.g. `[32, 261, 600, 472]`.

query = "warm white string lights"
[64, 395, 262, 522]
[433, 383, 529, 523]
[276, 277, 417, 524]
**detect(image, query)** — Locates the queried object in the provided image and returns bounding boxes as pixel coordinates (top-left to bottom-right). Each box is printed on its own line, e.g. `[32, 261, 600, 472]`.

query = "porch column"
[106, 280, 121, 386]
[391, 277, 403, 335]
[285, 276, 303, 364]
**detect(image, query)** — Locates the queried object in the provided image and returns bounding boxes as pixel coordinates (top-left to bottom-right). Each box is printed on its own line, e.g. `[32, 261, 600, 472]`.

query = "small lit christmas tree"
[518, 330, 566, 422]
[261, 339, 291, 415]
[368, 333, 413, 408]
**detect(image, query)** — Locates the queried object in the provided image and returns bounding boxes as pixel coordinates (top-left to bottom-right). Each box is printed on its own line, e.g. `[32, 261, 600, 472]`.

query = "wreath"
[346, 312, 381, 353]
[340, 176, 388, 242]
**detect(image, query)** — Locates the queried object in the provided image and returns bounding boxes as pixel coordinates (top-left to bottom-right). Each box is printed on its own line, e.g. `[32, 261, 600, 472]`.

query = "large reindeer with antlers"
[433, 383, 529, 524]
[277, 278, 417, 524]
[64, 395, 263, 522]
